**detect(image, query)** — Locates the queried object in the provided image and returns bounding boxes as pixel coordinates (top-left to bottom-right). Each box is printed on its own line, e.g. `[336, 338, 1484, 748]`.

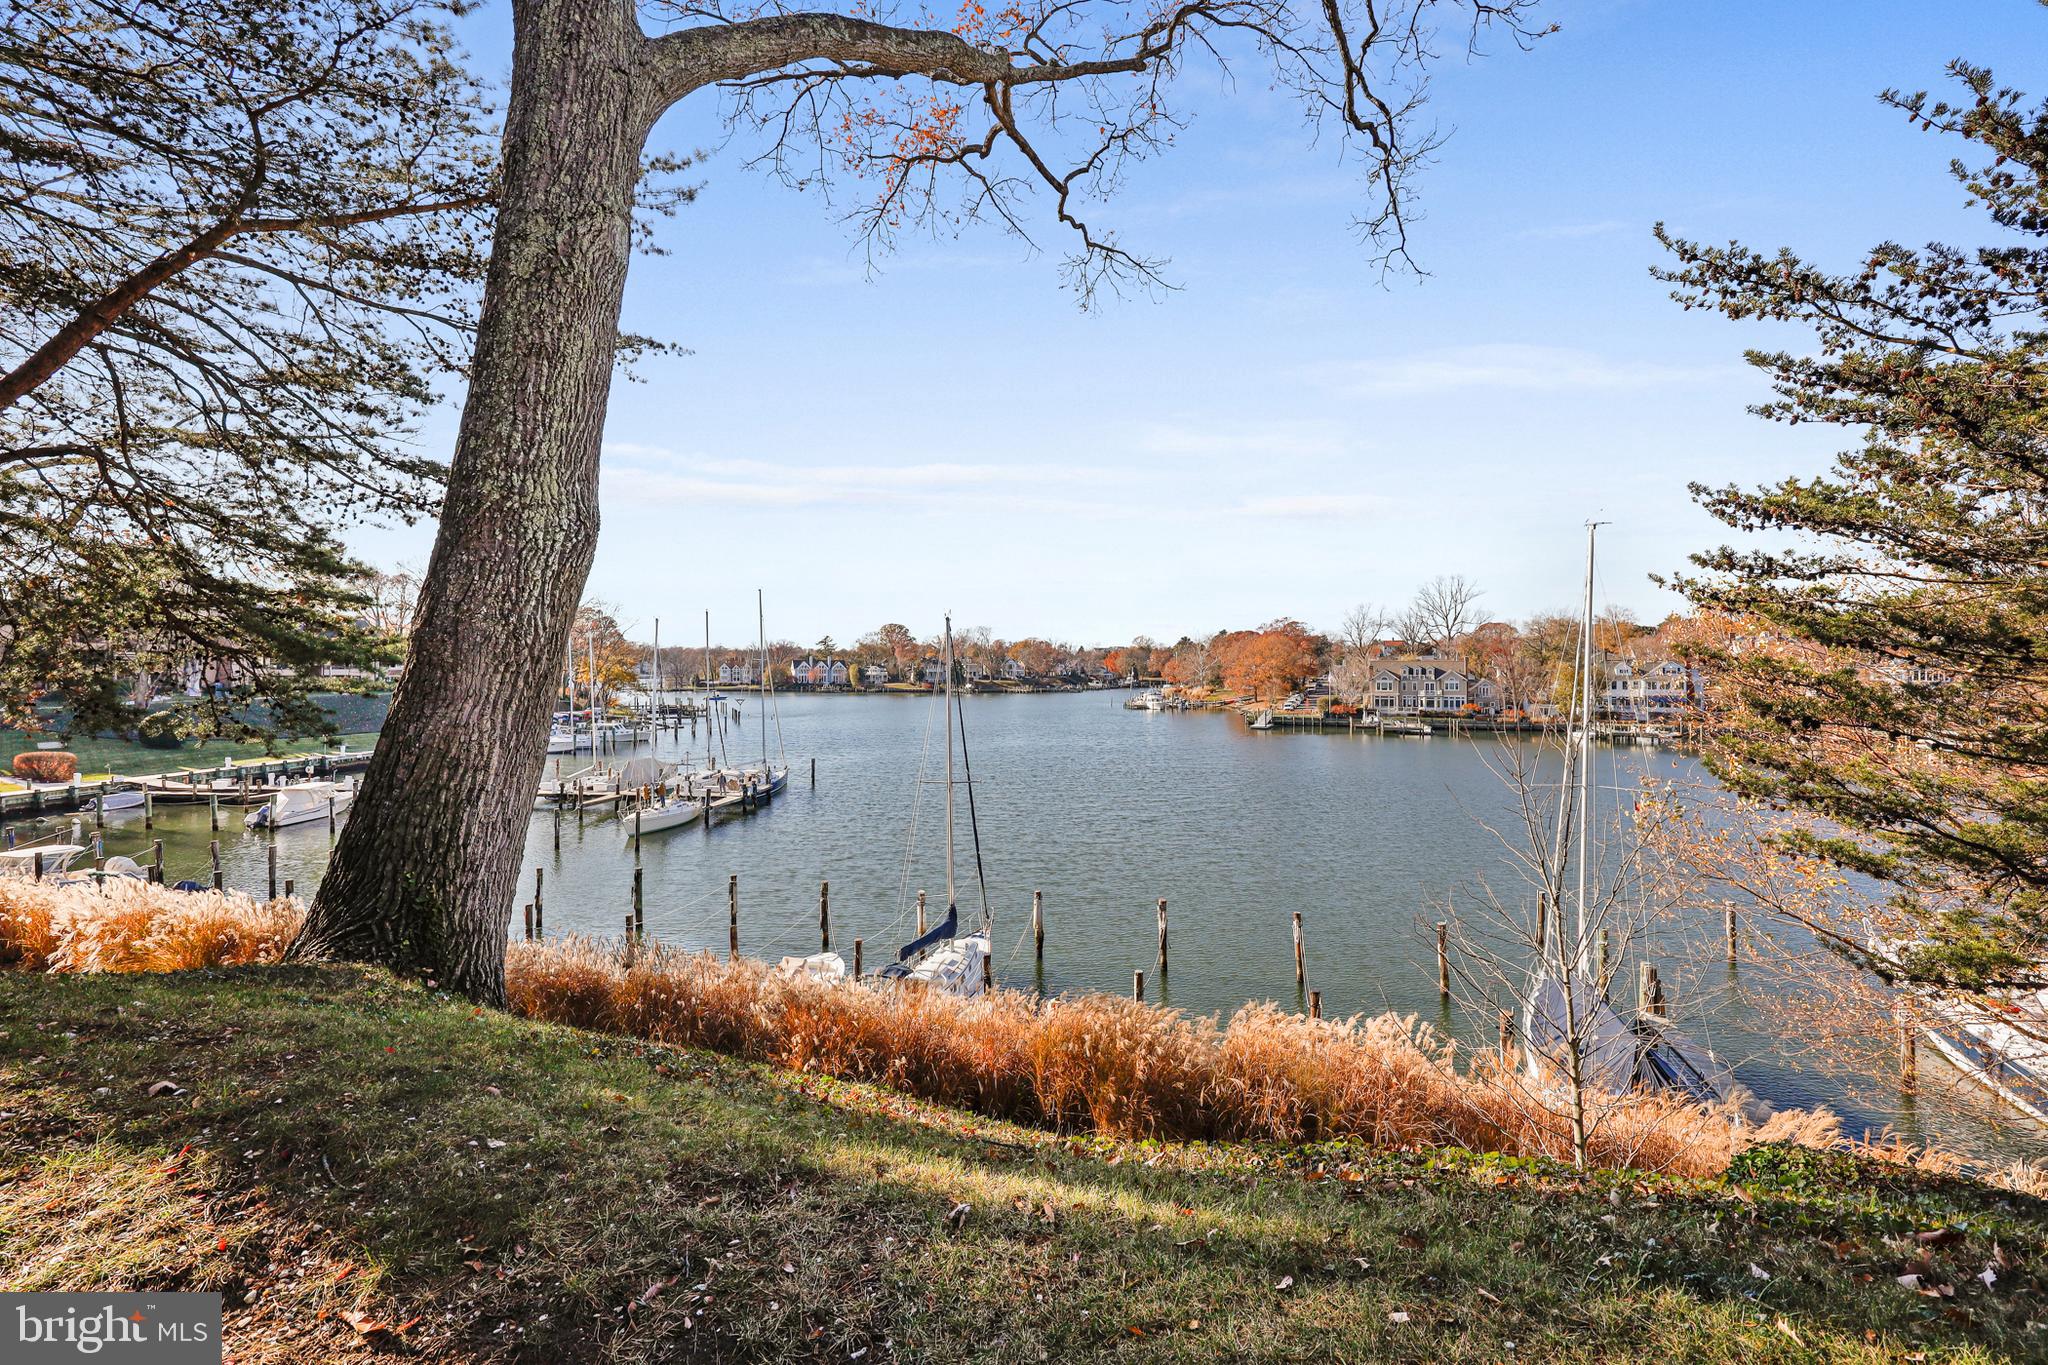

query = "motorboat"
[0, 844, 87, 878]
[245, 778, 354, 830]
[1917, 986, 2048, 1124]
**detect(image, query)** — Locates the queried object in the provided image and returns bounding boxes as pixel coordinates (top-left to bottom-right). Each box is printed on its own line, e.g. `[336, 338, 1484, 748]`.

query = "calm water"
[46, 690, 2041, 1158]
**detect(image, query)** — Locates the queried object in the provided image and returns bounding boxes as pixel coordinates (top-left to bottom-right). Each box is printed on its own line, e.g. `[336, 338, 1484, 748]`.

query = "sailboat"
[781, 615, 992, 996]
[740, 589, 791, 800]
[1522, 522, 1755, 1114]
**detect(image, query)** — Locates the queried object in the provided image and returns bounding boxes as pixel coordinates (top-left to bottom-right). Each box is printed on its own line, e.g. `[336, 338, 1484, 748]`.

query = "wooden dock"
[0, 750, 372, 823]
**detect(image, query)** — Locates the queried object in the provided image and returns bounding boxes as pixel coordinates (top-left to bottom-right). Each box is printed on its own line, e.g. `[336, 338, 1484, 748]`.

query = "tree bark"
[291, 0, 654, 1004]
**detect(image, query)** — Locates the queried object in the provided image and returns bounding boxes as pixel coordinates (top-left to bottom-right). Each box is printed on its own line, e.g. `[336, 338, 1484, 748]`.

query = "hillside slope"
[0, 965, 2041, 1363]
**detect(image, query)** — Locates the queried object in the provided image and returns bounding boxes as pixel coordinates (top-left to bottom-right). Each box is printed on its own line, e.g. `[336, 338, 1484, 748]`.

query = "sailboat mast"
[943, 614, 957, 912]
[652, 616, 661, 724]
[1574, 521, 1601, 965]
[757, 589, 767, 771]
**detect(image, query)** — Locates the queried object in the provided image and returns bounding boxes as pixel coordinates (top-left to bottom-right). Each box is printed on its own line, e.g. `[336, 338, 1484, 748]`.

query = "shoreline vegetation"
[4, 878, 2035, 1186]
[3, 881, 2045, 1361]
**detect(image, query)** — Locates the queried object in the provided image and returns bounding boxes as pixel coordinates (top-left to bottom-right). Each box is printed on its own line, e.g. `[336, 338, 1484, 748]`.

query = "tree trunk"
[291, 0, 652, 1004]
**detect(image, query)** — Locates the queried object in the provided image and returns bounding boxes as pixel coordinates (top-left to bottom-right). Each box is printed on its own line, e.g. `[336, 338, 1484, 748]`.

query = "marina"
[10, 687, 2036, 1159]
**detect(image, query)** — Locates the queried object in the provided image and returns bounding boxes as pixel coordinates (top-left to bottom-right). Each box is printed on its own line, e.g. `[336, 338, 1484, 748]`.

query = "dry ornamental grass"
[2, 878, 1856, 1177]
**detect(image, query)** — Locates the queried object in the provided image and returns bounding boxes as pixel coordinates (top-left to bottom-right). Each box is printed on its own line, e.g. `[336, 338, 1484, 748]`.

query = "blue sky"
[360, 0, 2048, 647]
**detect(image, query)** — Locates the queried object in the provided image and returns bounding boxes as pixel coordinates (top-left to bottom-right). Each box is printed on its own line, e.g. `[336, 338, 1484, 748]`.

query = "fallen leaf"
[1749, 1263, 1770, 1280]
[146, 1080, 182, 1098]
[1389, 1311, 1411, 1324]
[1275, 1276, 1293, 1292]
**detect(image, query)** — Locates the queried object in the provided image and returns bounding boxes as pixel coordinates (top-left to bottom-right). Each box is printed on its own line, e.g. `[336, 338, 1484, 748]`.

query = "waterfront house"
[1371, 661, 1479, 715]
[717, 661, 757, 686]
[1601, 659, 1698, 721]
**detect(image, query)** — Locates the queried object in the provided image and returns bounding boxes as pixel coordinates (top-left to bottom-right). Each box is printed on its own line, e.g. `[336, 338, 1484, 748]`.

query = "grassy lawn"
[0, 965, 2042, 1363]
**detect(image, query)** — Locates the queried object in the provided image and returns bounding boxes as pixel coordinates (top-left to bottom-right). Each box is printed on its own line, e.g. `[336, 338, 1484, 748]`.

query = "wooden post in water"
[283, 878, 294, 899]
[553, 802, 561, 851]
[151, 840, 163, 883]
[1637, 962, 1666, 1018]
[31, 850, 42, 881]
[1498, 1008, 1514, 1063]
[916, 889, 927, 936]
[623, 913, 636, 966]
[1156, 897, 1168, 975]
[326, 794, 336, 836]
[209, 792, 219, 831]
[1595, 928, 1610, 986]
[1897, 1000, 1917, 1094]
[819, 880, 830, 951]
[852, 938, 862, 981]
[1032, 890, 1044, 965]
[523, 903, 534, 941]
[1435, 921, 1450, 999]
[1292, 911, 1305, 986]
[810, 757, 816, 788]
[1133, 969, 1144, 1002]
[633, 806, 642, 850]
[209, 840, 221, 891]
[632, 866, 644, 940]
[1308, 989, 1322, 1020]
[533, 868, 544, 936]
[982, 950, 992, 994]
[267, 844, 278, 900]
[144, 790, 154, 829]
[728, 874, 739, 960]
[1724, 907, 1738, 961]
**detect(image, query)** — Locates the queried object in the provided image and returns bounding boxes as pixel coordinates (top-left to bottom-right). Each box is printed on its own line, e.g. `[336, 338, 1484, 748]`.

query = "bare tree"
[296, 0, 1549, 1004]
[1402, 574, 1483, 655]
[1339, 602, 1390, 654]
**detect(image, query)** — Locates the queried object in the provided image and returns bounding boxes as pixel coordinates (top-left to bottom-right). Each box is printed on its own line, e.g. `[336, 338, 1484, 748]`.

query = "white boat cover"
[778, 951, 848, 982]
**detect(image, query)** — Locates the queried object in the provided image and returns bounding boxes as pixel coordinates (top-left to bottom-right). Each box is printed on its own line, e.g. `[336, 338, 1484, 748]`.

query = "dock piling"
[209, 840, 221, 891]
[1897, 1000, 1918, 1093]
[1725, 906, 1738, 961]
[1156, 897, 1168, 976]
[916, 889, 927, 936]
[1032, 890, 1043, 964]
[267, 844, 277, 900]
[1498, 1008, 1515, 1063]
[1435, 921, 1450, 999]
[523, 903, 534, 941]
[1292, 911, 1305, 986]
[209, 792, 219, 831]
[1637, 962, 1666, 1018]
[1133, 969, 1144, 1002]
[728, 874, 739, 960]
[632, 867, 644, 940]
[1309, 989, 1322, 1020]
[853, 937, 862, 981]
[819, 880, 831, 951]
[283, 878, 294, 899]
[326, 794, 336, 837]
[144, 790, 154, 829]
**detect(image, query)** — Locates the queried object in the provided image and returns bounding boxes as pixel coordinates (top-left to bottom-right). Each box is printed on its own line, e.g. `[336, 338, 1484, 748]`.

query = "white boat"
[85, 789, 145, 813]
[626, 794, 705, 836]
[546, 727, 577, 755]
[874, 614, 992, 998]
[1918, 987, 2048, 1124]
[245, 779, 354, 830]
[0, 844, 87, 877]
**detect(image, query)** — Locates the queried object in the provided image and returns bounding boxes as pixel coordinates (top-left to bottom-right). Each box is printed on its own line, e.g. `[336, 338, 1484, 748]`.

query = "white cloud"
[1232, 493, 1387, 519]
[600, 447, 1137, 515]
[1324, 344, 1727, 398]
[1512, 219, 1636, 241]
